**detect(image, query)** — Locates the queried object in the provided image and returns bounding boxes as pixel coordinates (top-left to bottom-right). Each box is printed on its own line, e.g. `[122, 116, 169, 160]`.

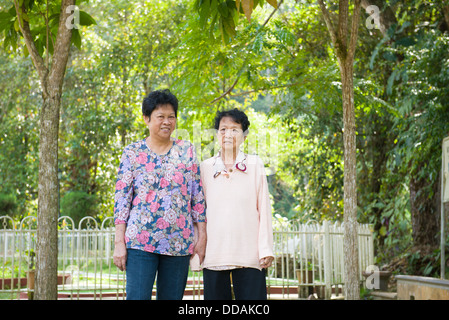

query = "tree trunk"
[35, 92, 61, 300]
[317, 0, 362, 300]
[340, 57, 360, 300]
[13, 0, 75, 299]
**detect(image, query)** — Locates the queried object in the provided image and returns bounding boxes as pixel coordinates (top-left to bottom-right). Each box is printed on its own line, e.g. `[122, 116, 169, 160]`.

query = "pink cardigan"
[200, 153, 274, 270]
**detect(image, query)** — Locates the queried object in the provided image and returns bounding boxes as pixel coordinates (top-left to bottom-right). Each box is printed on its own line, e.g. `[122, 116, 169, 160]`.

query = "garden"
[1, 0, 449, 299]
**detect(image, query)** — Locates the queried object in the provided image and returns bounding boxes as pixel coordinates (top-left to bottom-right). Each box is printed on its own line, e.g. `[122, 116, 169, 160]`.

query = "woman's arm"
[113, 149, 133, 271]
[256, 156, 274, 268]
[113, 224, 127, 271]
[193, 221, 207, 264]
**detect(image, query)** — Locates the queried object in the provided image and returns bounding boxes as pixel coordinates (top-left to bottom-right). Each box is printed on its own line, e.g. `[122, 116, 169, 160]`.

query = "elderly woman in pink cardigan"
[200, 108, 274, 300]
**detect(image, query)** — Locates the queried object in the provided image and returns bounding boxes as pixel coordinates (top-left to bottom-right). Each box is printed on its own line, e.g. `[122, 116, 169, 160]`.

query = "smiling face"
[143, 104, 177, 141]
[217, 116, 246, 153]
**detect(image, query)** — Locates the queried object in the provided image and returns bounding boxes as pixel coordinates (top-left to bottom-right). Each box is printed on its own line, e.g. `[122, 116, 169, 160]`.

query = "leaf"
[395, 36, 416, 47]
[79, 10, 96, 26]
[0, 13, 14, 32]
[14, 18, 20, 32]
[198, 0, 210, 25]
[71, 28, 81, 50]
[222, 15, 236, 38]
[369, 36, 389, 70]
[386, 68, 397, 96]
[241, 0, 254, 22]
[266, 0, 277, 8]
[217, 1, 229, 18]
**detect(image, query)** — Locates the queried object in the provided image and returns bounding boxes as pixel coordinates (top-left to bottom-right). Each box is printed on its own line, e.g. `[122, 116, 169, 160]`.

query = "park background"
[0, 0, 449, 298]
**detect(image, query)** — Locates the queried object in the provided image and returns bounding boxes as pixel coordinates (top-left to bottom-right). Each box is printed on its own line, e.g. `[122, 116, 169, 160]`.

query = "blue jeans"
[125, 249, 190, 300]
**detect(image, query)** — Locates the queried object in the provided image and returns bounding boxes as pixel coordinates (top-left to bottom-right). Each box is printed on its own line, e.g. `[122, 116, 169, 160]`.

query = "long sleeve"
[114, 149, 134, 225]
[256, 157, 274, 260]
[188, 143, 206, 223]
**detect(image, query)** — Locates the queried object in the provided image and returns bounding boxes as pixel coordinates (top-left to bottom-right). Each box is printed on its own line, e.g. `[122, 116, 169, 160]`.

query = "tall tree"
[195, 0, 362, 299]
[316, 0, 362, 300]
[1, 0, 94, 299]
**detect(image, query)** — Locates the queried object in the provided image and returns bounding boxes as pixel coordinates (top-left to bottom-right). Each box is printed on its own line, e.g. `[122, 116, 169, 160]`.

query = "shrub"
[0, 193, 18, 217]
[60, 191, 98, 226]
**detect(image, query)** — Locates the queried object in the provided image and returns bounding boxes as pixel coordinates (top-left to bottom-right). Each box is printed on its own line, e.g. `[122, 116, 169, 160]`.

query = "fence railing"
[0, 215, 373, 300]
[0, 215, 125, 300]
[266, 219, 374, 299]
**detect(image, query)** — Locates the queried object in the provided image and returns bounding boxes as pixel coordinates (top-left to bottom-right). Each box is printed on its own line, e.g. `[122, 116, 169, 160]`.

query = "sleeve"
[113, 149, 134, 225]
[189, 143, 206, 223]
[256, 156, 274, 259]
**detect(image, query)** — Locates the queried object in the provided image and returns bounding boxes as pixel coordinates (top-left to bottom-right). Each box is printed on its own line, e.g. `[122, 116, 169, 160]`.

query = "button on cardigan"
[200, 152, 274, 270]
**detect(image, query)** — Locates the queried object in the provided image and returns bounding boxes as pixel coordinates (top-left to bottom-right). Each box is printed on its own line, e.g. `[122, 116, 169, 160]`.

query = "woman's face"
[217, 116, 246, 153]
[143, 104, 177, 141]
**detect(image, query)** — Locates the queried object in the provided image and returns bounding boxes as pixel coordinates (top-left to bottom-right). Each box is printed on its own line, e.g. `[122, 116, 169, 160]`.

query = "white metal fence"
[0, 215, 125, 300]
[266, 218, 374, 299]
[0, 215, 373, 300]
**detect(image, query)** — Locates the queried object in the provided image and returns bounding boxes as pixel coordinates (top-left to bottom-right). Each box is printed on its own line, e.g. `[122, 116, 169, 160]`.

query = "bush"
[0, 193, 18, 217]
[60, 191, 98, 226]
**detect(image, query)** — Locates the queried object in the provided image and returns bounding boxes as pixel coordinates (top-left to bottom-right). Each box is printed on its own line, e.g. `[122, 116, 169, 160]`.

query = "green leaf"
[71, 28, 81, 50]
[14, 18, 20, 32]
[217, 1, 229, 18]
[198, 0, 210, 25]
[395, 36, 416, 47]
[78, 10, 96, 26]
[0, 13, 14, 32]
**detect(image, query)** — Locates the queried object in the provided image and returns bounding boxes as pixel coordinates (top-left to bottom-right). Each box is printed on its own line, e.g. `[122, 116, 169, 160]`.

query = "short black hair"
[214, 108, 250, 133]
[142, 89, 178, 118]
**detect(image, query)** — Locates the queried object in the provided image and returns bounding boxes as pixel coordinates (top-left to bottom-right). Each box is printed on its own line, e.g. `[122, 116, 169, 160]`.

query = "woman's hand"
[259, 256, 274, 269]
[193, 237, 206, 264]
[113, 241, 127, 271]
[193, 222, 207, 264]
[113, 224, 128, 271]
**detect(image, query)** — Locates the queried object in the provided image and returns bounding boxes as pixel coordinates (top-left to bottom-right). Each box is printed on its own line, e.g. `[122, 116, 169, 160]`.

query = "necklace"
[213, 153, 247, 178]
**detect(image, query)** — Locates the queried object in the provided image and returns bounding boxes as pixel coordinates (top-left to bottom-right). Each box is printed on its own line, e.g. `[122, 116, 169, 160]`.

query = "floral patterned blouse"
[114, 138, 206, 256]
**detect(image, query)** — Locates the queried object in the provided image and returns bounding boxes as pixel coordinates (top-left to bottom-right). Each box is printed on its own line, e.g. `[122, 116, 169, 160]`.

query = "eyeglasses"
[217, 128, 243, 136]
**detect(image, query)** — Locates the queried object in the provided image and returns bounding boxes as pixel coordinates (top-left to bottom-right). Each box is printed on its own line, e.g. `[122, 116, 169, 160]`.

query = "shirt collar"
[213, 150, 248, 177]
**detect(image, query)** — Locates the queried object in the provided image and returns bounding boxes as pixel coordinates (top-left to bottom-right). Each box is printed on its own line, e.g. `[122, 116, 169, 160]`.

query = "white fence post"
[323, 220, 332, 299]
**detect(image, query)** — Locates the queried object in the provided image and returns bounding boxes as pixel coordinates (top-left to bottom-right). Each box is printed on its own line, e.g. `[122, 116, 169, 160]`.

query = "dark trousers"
[203, 268, 267, 300]
[125, 249, 190, 300]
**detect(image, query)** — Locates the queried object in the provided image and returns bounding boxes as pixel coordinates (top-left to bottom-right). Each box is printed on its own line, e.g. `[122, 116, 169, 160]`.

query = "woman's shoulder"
[200, 154, 218, 166]
[172, 139, 196, 155]
[173, 138, 193, 148]
[199, 156, 217, 174]
[124, 138, 145, 151]
[121, 139, 146, 158]
[246, 154, 264, 166]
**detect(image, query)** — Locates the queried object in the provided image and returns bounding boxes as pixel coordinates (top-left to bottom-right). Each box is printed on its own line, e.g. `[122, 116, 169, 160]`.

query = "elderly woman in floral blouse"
[113, 89, 207, 300]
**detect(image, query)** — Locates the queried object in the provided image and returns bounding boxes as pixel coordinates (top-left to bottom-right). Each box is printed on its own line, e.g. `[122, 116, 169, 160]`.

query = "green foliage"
[1, 0, 449, 276]
[0, 193, 18, 217]
[60, 191, 98, 226]
[195, 0, 277, 43]
[0, 0, 96, 53]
